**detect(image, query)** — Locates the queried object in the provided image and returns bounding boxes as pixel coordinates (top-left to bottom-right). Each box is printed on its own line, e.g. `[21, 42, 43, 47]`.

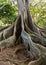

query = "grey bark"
[0, 0, 46, 65]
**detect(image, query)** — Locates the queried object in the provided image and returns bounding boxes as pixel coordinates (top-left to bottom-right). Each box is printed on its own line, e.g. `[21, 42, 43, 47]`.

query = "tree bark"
[0, 0, 46, 65]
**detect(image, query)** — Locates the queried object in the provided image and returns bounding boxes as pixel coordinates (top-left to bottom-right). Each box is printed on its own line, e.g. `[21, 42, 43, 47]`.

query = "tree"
[0, 0, 46, 65]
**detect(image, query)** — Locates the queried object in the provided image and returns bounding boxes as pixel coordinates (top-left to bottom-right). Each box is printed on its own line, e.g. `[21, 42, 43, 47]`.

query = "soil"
[0, 44, 31, 65]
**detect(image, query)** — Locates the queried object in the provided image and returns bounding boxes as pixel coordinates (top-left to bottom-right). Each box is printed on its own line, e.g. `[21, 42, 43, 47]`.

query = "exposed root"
[0, 25, 10, 32]
[0, 0, 46, 65]
[0, 35, 15, 50]
[28, 57, 43, 65]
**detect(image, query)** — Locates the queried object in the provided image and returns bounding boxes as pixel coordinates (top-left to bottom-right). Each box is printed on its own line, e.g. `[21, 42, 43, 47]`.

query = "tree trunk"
[0, 0, 46, 65]
[23, 0, 46, 46]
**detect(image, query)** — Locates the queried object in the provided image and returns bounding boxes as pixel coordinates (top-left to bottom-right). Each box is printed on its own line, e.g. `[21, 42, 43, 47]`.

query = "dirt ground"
[0, 44, 31, 65]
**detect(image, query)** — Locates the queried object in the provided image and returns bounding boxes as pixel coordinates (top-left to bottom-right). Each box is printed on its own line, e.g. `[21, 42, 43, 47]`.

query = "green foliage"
[0, 0, 7, 4]
[30, 2, 46, 28]
[0, 0, 46, 28]
[0, 1, 18, 26]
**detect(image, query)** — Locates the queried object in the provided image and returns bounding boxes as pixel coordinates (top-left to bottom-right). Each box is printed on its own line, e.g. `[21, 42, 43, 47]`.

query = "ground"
[0, 44, 31, 65]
